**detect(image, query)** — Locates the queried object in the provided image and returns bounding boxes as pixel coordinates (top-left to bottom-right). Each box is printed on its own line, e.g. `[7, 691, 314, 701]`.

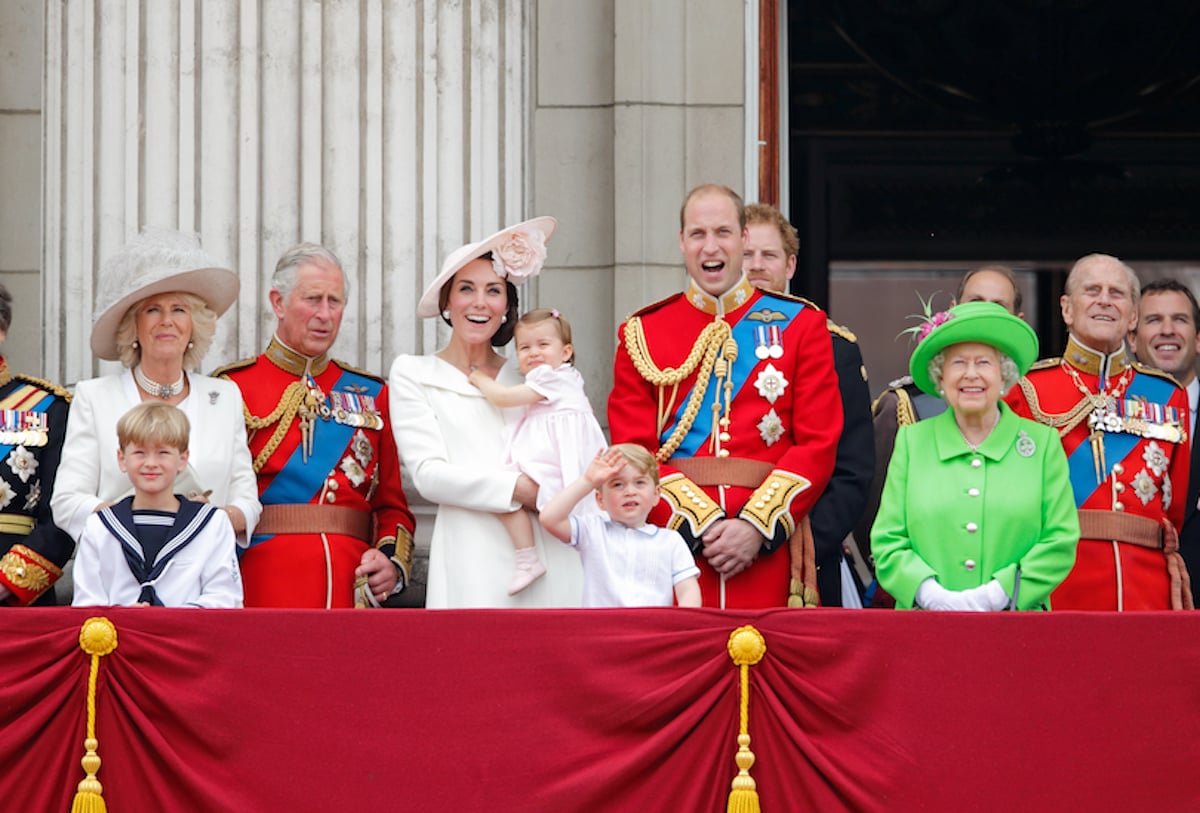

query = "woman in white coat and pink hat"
[389, 218, 588, 608]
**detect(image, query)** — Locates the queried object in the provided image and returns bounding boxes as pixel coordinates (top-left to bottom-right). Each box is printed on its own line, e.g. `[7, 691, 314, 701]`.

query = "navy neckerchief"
[98, 496, 220, 606]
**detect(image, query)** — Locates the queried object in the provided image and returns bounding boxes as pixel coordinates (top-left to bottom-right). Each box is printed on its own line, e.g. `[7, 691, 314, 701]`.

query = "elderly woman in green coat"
[871, 301, 1079, 610]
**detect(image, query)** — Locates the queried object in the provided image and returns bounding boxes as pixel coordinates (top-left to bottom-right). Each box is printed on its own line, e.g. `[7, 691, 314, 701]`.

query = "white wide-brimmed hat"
[415, 216, 557, 318]
[90, 227, 240, 360]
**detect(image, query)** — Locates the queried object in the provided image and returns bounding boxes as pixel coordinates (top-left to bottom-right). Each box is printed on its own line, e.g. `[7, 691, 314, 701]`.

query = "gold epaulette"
[769, 290, 812, 307]
[211, 356, 258, 378]
[871, 384, 917, 426]
[826, 319, 858, 344]
[334, 360, 384, 384]
[13, 374, 72, 402]
[659, 472, 724, 536]
[1131, 361, 1186, 389]
[623, 291, 685, 322]
[1027, 356, 1062, 372]
[738, 470, 812, 541]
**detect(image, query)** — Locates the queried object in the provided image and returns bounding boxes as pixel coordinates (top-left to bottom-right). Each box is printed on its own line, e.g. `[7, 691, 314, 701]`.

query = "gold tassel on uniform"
[726, 625, 767, 813]
[71, 617, 118, 813]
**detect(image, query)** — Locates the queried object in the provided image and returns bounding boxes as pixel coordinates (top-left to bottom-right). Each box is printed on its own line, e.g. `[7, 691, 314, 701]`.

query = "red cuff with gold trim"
[0, 545, 62, 605]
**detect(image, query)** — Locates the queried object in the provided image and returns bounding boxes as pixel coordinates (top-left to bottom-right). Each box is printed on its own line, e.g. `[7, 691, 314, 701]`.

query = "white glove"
[957, 579, 1009, 612]
[916, 578, 1008, 611]
[915, 578, 963, 611]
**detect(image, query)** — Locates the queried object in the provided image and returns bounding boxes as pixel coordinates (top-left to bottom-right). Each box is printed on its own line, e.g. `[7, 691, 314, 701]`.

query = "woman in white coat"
[389, 218, 583, 607]
[51, 228, 261, 545]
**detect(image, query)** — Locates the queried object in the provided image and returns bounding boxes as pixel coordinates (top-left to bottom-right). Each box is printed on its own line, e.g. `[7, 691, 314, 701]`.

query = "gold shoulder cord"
[1016, 376, 1095, 437]
[893, 389, 916, 427]
[242, 380, 308, 473]
[624, 316, 733, 462]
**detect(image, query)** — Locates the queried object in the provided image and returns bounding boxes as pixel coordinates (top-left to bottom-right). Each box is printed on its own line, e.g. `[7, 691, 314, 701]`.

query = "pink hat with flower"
[416, 216, 557, 318]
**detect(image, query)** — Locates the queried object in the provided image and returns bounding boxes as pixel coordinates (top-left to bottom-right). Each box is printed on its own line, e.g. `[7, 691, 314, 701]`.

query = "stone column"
[42, 0, 532, 385]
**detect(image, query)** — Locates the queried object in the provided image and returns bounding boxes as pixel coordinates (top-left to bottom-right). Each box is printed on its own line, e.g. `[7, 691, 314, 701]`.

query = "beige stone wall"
[2, 0, 750, 405]
[0, 0, 44, 377]
[533, 0, 748, 420]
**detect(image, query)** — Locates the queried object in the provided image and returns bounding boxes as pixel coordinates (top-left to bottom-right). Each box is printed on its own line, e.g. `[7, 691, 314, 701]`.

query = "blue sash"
[664, 298, 805, 458]
[1066, 372, 1177, 504]
[250, 368, 381, 548]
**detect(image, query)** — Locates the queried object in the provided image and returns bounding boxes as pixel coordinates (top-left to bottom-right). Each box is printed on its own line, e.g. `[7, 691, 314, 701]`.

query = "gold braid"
[624, 316, 732, 462]
[242, 380, 309, 473]
[1016, 376, 1102, 438]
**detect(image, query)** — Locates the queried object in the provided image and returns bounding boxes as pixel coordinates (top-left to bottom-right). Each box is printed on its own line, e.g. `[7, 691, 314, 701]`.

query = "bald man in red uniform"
[608, 185, 841, 608]
[1006, 253, 1191, 610]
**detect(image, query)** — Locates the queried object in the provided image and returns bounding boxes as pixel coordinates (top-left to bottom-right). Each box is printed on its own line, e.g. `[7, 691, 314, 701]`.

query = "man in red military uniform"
[1006, 253, 1191, 610]
[217, 243, 415, 608]
[608, 184, 842, 608]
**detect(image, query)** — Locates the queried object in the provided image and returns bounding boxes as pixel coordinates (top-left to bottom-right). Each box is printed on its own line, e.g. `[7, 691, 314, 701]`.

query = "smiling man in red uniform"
[1006, 253, 1191, 610]
[607, 184, 842, 608]
[217, 243, 415, 608]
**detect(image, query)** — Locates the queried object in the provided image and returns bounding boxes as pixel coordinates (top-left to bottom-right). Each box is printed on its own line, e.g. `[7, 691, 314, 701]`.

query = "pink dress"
[507, 364, 608, 511]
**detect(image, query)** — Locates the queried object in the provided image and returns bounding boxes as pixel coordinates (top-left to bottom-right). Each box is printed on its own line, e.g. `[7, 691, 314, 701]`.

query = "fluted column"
[43, 0, 531, 385]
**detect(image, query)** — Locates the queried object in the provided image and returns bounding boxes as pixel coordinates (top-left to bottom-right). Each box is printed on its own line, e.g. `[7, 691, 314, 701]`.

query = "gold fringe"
[72, 617, 118, 813]
[726, 626, 767, 813]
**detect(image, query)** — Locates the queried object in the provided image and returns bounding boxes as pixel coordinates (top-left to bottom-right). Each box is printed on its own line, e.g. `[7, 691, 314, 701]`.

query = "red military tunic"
[1005, 336, 1189, 610]
[608, 276, 842, 607]
[217, 337, 415, 608]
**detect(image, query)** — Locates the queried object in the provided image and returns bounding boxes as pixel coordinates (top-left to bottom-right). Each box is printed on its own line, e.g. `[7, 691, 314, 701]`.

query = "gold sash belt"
[1077, 509, 1162, 550]
[668, 457, 773, 489]
[256, 504, 370, 541]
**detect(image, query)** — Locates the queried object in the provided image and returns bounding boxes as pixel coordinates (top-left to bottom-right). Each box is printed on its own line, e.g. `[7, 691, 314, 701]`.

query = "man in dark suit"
[1132, 278, 1200, 605]
[743, 202, 874, 606]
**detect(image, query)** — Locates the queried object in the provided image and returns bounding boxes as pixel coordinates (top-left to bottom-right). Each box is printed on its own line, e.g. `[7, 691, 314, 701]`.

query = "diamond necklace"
[134, 365, 185, 399]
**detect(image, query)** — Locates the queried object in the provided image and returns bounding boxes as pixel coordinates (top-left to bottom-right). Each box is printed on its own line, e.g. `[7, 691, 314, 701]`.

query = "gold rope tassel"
[726, 625, 767, 813]
[72, 617, 119, 813]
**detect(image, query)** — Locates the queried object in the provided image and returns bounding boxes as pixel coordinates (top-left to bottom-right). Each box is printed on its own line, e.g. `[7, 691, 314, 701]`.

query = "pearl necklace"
[134, 365, 185, 399]
[957, 409, 1000, 452]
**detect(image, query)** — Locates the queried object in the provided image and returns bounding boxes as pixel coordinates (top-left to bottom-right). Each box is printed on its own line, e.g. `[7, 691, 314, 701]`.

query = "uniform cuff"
[0, 545, 62, 605]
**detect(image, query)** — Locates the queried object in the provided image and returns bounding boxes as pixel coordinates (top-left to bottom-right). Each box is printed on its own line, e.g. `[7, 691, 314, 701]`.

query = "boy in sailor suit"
[72, 402, 242, 608]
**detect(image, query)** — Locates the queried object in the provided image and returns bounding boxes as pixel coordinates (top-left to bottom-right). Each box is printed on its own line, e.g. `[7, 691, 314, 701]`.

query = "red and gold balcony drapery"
[2, 608, 1198, 811]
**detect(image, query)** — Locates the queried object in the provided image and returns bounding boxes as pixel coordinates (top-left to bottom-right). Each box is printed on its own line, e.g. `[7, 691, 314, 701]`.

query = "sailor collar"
[1063, 334, 1131, 380]
[265, 335, 331, 377]
[684, 275, 756, 317]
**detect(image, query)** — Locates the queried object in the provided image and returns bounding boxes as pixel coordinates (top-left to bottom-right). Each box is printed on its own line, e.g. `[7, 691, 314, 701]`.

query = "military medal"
[754, 326, 770, 360]
[331, 391, 383, 430]
[1087, 397, 1184, 444]
[753, 325, 784, 360]
[768, 325, 783, 359]
[298, 375, 328, 461]
[0, 410, 48, 448]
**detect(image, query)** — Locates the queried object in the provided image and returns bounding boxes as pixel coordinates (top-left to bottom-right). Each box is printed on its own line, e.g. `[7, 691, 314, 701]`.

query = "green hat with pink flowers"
[908, 300, 1039, 396]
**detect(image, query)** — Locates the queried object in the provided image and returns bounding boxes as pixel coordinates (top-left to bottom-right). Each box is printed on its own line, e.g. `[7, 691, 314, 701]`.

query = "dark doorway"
[786, 2, 1200, 391]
